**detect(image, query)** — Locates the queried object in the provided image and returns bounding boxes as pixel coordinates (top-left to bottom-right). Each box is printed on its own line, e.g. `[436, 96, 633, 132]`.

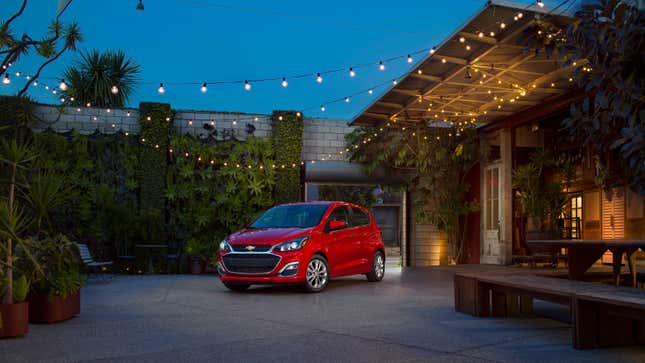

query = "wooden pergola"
[351, 0, 580, 127]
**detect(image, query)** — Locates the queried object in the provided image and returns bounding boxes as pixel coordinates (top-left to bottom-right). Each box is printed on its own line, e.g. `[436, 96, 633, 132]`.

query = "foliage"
[26, 234, 83, 298]
[11, 275, 28, 303]
[1, 0, 82, 97]
[347, 124, 481, 262]
[272, 111, 303, 204]
[512, 149, 569, 232]
[0, 96, 36, 142]
[317, 185, 377, 209]
[183, 237, 212, 257]
[560, 0, 644, 194]
[46, 268, 83, 298]
[167, 136, 275, 255]
[139, 103, 171, 213]
[62, 49, 141, 107]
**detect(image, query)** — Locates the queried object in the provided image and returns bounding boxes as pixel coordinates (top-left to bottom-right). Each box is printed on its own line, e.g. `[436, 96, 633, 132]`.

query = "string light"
[349, 68, 356, 77]
[392, 79, 398, 85]
[281, 77, 288, 88]
[368, 89, 373, 94]
[316, 73, 323, 83]
[59, 79, 67, 91]
[200, 83, 208, 93]
[244, 80, 251, 91]
[2, 74, 9, 85]
[379, 61, 385, 71]
[158, 83, 165, 94]
[320, 105, 326, 112]
[111, 85, 119, 94]
[500, 22, 506, 29]
[537, 0, 544, 8]
[459, 37, 466, 43]
[344, 97, 350, 103]
[430, 47, 436, 54]
[407, 54, 413, 64]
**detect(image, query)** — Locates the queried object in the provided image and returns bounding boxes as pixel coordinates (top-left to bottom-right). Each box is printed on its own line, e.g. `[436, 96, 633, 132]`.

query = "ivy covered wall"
[138, 102, 171, 213]
[272, 110, 303, 204]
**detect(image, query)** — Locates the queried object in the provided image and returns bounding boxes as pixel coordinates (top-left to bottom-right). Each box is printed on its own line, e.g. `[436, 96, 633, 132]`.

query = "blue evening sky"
[1, 0, 567, 120]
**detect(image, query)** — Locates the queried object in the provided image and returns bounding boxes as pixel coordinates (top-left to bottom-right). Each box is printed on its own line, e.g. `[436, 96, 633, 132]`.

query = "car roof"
[277, 201, 366, 210]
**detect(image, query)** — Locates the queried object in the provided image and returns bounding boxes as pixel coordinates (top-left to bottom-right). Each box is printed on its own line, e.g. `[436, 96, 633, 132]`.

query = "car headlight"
[274, 236, 309, 252]
[219, 239, 231, 253]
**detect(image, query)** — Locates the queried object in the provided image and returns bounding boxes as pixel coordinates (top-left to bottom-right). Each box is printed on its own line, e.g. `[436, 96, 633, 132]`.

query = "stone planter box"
[0, 302, 29, 338]
[28, 292, 80, 324]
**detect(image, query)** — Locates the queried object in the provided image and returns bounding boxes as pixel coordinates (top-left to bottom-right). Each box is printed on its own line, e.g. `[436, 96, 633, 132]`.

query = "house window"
[559, 194, 582, 239]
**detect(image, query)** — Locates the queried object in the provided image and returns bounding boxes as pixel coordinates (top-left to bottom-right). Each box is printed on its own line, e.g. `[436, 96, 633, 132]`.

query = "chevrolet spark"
[217, 201, 385, 292]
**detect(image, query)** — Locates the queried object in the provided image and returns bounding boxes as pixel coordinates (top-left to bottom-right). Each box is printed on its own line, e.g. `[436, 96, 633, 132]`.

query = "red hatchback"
[217, 201, 386, 292]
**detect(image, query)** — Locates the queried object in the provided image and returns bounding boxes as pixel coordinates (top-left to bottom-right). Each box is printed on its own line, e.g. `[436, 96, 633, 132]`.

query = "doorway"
[482, 164, 502, 264]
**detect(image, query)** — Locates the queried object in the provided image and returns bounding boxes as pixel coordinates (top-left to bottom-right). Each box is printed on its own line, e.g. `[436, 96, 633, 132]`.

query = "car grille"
[222, 254, 280, 274]
[231, 244, 272, 252]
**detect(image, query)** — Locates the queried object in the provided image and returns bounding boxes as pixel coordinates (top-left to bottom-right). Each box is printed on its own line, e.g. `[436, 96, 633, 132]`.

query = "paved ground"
[2, 265, 644, 363]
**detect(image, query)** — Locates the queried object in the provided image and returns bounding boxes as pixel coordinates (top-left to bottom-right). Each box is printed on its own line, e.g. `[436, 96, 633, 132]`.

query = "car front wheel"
[366, 251, 385, 282]
[304, 255, 329, 293]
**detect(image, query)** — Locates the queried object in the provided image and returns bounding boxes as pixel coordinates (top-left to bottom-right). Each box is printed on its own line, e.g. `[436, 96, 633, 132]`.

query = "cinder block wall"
[32, 104, 353, 162]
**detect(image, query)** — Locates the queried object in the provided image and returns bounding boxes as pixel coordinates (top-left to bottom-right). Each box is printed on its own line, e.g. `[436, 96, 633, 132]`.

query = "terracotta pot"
[0, 302, 29, 338]
[189, 257, 205, 274]
[28, 292, 80, 324]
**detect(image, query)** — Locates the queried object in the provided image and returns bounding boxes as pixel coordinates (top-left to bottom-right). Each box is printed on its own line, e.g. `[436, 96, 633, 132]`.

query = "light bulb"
[316, 73, 323, 83]
[349, 68, 355, 77]
[52, 90, 57, 94]
[517, 12, 523, 19]
[158, 83, 165, 94]
[537, 0, 544, 8]
[478, 31, 484, 37]
[320, 105, 326, 112]
[200, 83, 207, 93]
[392, 79, 398, 85]
[490, 31, 495, 37]
[407, 54, 413, 63]
[2, 74, 9, 85]
[430, 47, 436, 54]
[379, 61, 385, 71]
[500, 22, 506, 29]
[15, 72, 21, 77]
[32, 81, 38, 87]
[86, 102, 91, 107]
[281, 77, 288, 88]
[60, 98, 65, 103]
[111, 85, 119, 94]
[244, 80, 251, 91]
[59, 79, 68, 91]
[368, 89, 373, 94]
[459, 37, 465, 43]
[345, 97, 350, 103]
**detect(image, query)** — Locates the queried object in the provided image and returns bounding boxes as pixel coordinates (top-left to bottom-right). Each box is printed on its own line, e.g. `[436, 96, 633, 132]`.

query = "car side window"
[351, 207, 370, 227]
[326, 206, 350, 231]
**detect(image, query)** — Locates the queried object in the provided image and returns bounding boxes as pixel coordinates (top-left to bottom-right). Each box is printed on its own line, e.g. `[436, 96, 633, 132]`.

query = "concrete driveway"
[1, 266, 643, 362]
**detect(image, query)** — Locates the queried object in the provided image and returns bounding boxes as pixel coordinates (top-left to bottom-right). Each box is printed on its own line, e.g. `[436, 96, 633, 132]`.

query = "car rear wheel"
[223, 282, 251, 292]
[304, 255, 329, 293]
[366, 251, 385, 282]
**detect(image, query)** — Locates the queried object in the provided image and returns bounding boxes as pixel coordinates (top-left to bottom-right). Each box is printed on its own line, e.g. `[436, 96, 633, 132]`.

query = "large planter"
[0, 302, 29, 338]
[189, 256, 206, 274]
[28, 292, 80, 324]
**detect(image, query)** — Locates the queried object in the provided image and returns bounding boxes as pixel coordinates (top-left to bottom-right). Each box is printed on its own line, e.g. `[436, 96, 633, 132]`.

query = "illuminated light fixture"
[52, 90, 57, 94]
[281, 77, 288, 88]
[26, 75, 31, 80]
[86, 102, 91, 107]
[500, 22, 506, 29]
[316, 73, 323, 83]
[70, 97, 75, 101]
[441, 58, 447, 64]
[459, 36, 465, 43]
[60, 98, 65, 103]
[379, 61, 385, 71]
[188, 120, 193, 125]
[513, 16, 518, 21]
[111, 85, 119, 94]
[407, 54, 413, 63]
[200, 83, 208, 93]
[126, 111, 131, 117]
[15, 72, 21, 77]
[490, 31, 495, 37]
[320, 105, 326, 112]
[478, 31, 484, 37]
[550, 82, 555, 87]
[278, 115, 283, 121]
[569, 77, 573, 82]
[2, 74, 9, 85]
[106, 108, 111, 113]
[59, 79, 68, 91]
[296, 112, 301, 117]
[136, 0, 144, 10]
[244, 80, 251, 90]
[464, 66, 472, 79]
[466, 45, 471, 51]
[158, 83, 165, 94]
[232, 119, 237, 125]
[45, 85, 50, 90]
[254, 117, 259, 121]
[430, 47, 436, 54]
[76, 108, 81, 112]
[537, 0, 544, 8]
[417, 69, 423, 74]
[33, 81, 38, 87]
[345, 97, 350, 103]
[392, 79, 398, 85]
[517, 12, 523, 19]
[368, 89, 373, 94]
[349, 68, 355, 77]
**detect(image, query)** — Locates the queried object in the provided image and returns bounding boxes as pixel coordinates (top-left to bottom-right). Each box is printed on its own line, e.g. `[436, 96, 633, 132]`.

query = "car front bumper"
[217, 252, 306, 284]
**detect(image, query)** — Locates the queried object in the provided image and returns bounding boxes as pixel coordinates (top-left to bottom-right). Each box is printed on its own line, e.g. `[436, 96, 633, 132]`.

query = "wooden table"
[135, 244, 168, 274]
[527, 240, 645, 287]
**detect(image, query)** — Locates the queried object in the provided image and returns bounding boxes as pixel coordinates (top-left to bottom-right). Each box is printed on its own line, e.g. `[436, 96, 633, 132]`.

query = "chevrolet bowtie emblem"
[245, 245, 256, 251]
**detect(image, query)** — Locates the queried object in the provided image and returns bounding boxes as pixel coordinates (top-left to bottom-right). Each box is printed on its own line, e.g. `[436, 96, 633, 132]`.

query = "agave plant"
[62, 49, 140, 107]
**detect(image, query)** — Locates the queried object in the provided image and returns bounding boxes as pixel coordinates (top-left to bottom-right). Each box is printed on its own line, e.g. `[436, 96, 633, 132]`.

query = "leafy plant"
[560, 0, 644, 194]
[139, 103, 171, 213]
[183, 237, 211, 258]
[26, 234, 83, 298]
[11, 275, 29, 303]
[62, 49, 141, 107]
[272, 111, 303, 203]
[347, 124, 481, 263]
[318, 185, 377, 209]
[45, 268, 83, 298]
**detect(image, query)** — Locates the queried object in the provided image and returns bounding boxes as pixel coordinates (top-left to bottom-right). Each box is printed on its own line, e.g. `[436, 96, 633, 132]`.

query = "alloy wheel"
[306, 258, 328, 289]
[375, 253, 385, 279]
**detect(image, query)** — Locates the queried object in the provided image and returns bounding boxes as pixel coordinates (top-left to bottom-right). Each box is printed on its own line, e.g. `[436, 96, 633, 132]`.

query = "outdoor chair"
[165, 241, 183, 274]
[77, 243, 114, 282]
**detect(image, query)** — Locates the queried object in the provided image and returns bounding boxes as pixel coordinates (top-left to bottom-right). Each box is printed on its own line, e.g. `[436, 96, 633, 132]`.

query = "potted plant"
[184, 238, 210, 274]
[27, 234, 83, 323]
[0, 274, 29, 337]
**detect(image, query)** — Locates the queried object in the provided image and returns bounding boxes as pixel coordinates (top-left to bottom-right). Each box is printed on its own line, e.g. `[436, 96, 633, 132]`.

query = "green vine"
[272, 111, 303, 204]
[138, 102, 171, 213]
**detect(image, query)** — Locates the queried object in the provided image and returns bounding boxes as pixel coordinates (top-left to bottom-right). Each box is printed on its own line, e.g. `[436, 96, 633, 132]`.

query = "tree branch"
[17, 47, 66, 97]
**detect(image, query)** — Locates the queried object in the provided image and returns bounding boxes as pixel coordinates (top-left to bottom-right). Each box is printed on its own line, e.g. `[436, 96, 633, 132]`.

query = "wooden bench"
[454, 273, 645, 349]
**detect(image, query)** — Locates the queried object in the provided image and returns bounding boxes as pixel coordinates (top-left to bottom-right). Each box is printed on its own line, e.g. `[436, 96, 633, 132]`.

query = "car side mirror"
[328, 220, 347, 230]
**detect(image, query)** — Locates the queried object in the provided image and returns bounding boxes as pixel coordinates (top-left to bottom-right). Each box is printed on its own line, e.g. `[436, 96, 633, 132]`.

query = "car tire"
[303, 255, 329, 293]
[223, 282, 251, 292]
[366, 251, 385, 282]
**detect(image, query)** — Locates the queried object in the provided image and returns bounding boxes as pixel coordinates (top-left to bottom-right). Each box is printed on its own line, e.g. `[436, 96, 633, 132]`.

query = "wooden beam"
[390, 88, 420, 97]
[364, 112, 390, 120]
[411, 73, 442, 82]
[458, 31, 497, 45]
[434, 54, 469, 65]
[376, 101, 405, 109]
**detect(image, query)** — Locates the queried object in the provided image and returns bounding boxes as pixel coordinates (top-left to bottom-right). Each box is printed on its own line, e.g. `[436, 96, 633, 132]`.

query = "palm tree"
[62, 49, 140, 107]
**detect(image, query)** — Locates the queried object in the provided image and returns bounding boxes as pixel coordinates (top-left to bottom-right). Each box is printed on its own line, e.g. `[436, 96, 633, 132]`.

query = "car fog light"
[278, 262, 299, 276]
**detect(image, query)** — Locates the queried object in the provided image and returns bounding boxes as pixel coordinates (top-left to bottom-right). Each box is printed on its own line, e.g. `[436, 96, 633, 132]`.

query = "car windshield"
[249, 204, 329, 229]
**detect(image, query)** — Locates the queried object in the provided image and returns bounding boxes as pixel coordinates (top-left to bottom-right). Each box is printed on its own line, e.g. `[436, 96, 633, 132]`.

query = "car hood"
[227, 227, 312, 245]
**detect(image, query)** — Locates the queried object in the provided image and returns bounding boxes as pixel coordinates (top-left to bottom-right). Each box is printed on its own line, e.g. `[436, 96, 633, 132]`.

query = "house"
[350, 0, 645, 266]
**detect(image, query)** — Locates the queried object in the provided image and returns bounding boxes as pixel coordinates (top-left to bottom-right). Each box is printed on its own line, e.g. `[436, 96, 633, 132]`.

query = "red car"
[217, 201, 385, 292]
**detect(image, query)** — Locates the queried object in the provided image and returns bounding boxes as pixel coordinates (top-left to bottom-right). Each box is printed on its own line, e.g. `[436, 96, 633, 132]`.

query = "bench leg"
[520, 295, 533, 316]
[572, 297, 597, 349]
[492, 290, 507, 317]
[454, 275, 489, 317]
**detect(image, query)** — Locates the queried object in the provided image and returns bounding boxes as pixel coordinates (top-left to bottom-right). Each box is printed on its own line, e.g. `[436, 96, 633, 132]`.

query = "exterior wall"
[31, 104, 351, 162]
[408, 189, 449, 267]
